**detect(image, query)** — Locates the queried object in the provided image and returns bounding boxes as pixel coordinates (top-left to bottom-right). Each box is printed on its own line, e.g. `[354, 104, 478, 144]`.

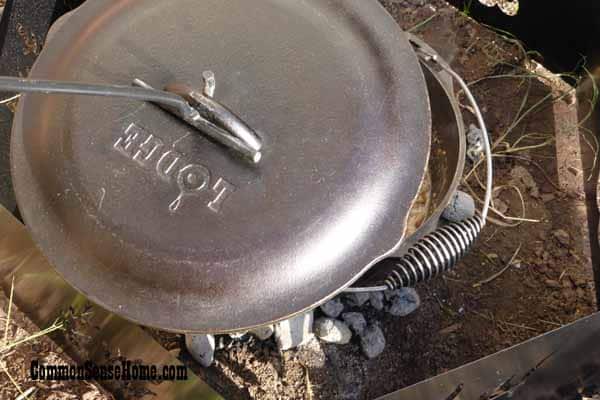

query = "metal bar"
[0, 74, 262, 164]
[0, 205, 223, 400]
[0, 76, 194, 117]
[377, 312, 600, 399]
[576, 81, 600, 308]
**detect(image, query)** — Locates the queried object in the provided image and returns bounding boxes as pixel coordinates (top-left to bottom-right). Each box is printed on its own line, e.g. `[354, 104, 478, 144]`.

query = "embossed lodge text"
[113, 123, 236, 213]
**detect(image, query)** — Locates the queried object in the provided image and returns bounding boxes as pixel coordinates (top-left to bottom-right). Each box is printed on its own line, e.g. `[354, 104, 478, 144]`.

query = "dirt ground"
[0, 293, 113, 400]
[152, 2, 598, 399]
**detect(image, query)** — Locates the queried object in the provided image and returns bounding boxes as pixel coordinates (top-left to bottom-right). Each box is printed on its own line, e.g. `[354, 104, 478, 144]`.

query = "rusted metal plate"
[11, 0, 431, 333]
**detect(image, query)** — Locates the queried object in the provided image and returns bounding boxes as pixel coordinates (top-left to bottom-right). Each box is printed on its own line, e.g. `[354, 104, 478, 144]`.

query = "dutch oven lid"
[11, 0, 431, 332]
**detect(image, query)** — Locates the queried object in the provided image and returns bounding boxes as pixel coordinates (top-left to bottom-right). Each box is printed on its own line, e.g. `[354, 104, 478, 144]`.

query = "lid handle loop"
[134, 73, 263, 163]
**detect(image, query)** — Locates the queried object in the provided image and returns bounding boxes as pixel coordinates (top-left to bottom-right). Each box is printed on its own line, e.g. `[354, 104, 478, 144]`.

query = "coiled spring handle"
[384, 215, 484, 289]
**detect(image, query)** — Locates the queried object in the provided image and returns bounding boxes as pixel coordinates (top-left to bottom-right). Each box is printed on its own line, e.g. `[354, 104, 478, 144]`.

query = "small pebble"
[466, 125, 484, 159]
[341, 312, 367, 335]
[552, 229, 570, 247]
[250, 325, 274, 341]
[345, 292, 370, 307]
[360, 325, 386, 359]
[314, 318, 352, 344]
[386, 288, 421, 317]
[320, 298, 345, 318]
[185, 334, 215, 367]
[510, 165, 540, 198]
[369, 292, 385, 311]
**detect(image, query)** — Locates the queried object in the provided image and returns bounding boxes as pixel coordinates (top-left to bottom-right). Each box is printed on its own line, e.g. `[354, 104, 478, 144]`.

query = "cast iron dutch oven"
[11, 0, 434, 333]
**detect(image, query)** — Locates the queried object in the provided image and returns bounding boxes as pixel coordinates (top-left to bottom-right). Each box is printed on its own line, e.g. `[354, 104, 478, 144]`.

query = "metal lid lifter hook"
[0, 74, 263, 163]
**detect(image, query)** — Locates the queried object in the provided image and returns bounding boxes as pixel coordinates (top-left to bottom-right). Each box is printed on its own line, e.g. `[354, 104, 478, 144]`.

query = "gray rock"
[314, 318, 352, 344]
[466, 124, 485, 162]
[341, 312, 367, 335]
[274, 311, 314, 351]
[185, 334, 215, 367]
[345, 292, 370, 307]
[384, 288, 411, 300]
[386, 288, 421, 317]
[250, 325, 274, 340]
[360, 325, 386, 359]
[320, 298, 345, 318]
[369, 292, 385, 310]
[442, 191, 475, 223]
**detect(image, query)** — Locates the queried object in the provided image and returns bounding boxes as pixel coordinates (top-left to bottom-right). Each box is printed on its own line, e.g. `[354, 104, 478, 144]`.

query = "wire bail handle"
[345, 38, 494, 293]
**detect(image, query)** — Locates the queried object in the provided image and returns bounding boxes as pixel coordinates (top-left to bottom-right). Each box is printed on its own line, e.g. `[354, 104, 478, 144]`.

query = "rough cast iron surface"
[11, 0, 431, 332]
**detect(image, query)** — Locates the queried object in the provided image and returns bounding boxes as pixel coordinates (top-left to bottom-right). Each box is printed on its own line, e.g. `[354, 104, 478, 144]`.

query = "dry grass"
[0, 278, 64, 399]
[460, 45, 598, 227]
[0, 278, 112, 400]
